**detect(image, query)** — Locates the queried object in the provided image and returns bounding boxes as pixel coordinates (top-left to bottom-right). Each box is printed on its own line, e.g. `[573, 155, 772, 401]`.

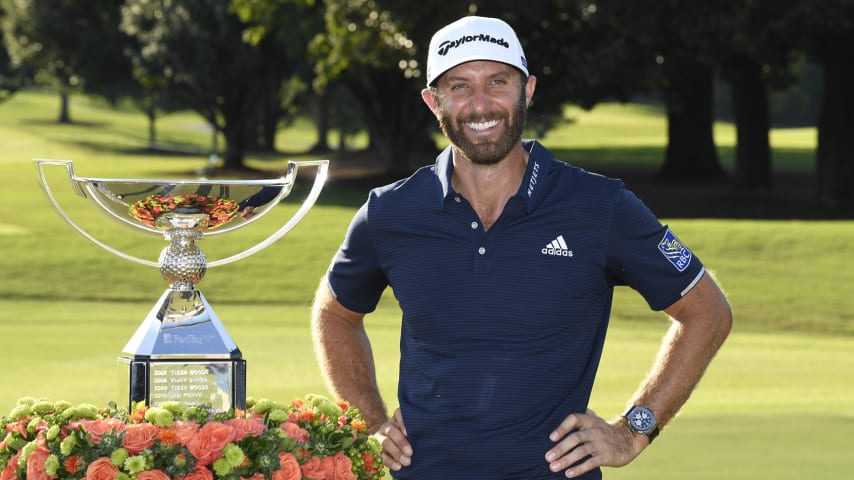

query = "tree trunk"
[222, 120, 247, 170]
[58, 91, 71, 124]
[659, 61, 725, 181]
[260, 95, 278, 152]
[147, 107, 157, 146]
[309, 91, 331, 153]
[729, 57, 773, 189]
[815, 56, 854, 207]
[345, 69, 436, 174]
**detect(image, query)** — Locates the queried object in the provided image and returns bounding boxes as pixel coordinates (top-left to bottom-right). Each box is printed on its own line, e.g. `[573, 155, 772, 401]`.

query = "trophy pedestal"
[117, 288, 247, 412]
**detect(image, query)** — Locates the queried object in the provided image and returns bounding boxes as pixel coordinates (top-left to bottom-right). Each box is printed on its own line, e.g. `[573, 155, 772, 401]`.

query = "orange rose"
[270, 452, 301, 480]
[279, 422, 308, 442]
[122, 423, 160, 454]
[225, 418, 267, 441]
[79, 418, 127, 445]
[176, 465, 213, 480]
[136, 470, 170, 480]
[331, 452, 356, 480]
[186, 422, 236, 466]
[26, 443, 56, 480]
[84, 457, 119, 480]
[300, 456, 334, 480]
[171, 420, 200, 446]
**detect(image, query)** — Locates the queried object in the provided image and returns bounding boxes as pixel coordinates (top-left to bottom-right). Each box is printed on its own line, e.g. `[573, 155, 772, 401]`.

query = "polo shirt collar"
[434, 139, 555, 213]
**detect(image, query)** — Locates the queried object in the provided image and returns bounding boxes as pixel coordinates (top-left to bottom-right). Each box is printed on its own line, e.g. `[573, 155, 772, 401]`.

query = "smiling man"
[310, 16, 732, 480]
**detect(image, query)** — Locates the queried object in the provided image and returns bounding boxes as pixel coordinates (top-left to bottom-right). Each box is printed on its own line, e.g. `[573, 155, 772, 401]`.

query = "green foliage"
[1, 0, 132, 101]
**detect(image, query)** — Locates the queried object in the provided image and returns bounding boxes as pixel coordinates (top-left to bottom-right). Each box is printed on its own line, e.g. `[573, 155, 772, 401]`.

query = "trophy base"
[118, 288, 247, 412]
[118, 357, 246, 412]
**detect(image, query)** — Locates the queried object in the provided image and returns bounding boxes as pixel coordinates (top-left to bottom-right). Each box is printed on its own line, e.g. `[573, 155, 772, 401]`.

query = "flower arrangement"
[129, 195, 239, 229]
[0, 395, 384, 480]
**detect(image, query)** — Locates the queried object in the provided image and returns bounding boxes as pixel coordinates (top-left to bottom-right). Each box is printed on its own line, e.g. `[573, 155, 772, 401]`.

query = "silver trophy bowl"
[36, 159, 329, 412]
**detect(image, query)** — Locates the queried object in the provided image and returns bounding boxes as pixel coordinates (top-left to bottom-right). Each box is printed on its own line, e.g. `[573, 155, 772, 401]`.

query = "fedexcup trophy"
[36, 159, 329, 412]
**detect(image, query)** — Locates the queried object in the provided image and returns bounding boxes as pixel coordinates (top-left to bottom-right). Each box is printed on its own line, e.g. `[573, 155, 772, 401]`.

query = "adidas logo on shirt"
[542, 235, 573, 257]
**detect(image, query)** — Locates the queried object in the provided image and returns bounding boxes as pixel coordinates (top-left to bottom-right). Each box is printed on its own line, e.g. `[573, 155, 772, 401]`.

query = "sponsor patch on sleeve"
[657, 229, 692, 272]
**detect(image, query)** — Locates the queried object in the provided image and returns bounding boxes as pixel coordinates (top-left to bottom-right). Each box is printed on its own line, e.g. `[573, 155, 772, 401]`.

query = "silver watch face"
[627, 406, 656, 434]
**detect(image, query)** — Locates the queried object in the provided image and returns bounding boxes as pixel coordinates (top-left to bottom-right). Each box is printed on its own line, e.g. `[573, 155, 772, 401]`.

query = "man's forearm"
[626, 274, 732, 431]
[311, 283, 389, 431]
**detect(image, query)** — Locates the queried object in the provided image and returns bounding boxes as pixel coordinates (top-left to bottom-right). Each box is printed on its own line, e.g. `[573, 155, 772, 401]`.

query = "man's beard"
[438, 88, 527, 165]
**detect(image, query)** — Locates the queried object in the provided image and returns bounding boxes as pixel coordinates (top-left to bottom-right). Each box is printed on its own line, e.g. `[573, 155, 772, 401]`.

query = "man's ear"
[525, 75, 537, 109]
[421, 87, 441, 118]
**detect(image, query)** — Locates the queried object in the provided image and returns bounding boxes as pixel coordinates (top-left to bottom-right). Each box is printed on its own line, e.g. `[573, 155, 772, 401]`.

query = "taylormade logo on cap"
[437, 34, 511, 56]
[426, 16, 529, 86]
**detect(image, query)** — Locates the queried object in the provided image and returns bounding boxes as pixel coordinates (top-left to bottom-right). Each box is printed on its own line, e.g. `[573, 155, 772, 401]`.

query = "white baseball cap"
[425, 16, 529, 86]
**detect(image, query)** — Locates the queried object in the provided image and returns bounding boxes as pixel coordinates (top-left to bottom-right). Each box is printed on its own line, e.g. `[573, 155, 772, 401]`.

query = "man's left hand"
[544, 409, 645, 478]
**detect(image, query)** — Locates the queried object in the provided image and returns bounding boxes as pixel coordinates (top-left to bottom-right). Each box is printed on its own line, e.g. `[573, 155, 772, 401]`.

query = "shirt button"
[470, 221, 478, 229]
[454, 196, 462, 203]
[478, 247, 486, 255]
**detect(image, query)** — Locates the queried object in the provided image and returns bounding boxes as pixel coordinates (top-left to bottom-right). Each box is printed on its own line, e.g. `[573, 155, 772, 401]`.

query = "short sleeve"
[326, 202, 389, 313]
[606, 188, 705, 311]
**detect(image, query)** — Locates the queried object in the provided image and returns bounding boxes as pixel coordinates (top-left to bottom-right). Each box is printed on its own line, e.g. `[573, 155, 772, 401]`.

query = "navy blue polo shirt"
[327, 140, 705, 480]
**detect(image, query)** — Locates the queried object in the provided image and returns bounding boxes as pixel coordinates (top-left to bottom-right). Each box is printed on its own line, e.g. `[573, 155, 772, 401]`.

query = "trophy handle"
[37, 159, 160, 268]
[207, 159, 328, 267]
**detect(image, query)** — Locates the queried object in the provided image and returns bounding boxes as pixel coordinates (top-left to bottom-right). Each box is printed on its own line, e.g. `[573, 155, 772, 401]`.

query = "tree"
[791, 0, 854, 207]
[231, 0, 329, 153]
[1, 0, 130, 123]
[710, 0, 802, 190]
[592, 1, 726, 181]
[121, 0, 297, 170]
[0, 5, 25, 103]
[311, 0, 445, 172]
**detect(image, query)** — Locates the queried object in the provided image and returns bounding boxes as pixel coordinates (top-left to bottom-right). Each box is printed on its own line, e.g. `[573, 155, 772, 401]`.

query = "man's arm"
[544, 272, 733, 477]
[310, 279, 388, 430]
[624, 270, 733, 439]
[311, 279, 414, 471]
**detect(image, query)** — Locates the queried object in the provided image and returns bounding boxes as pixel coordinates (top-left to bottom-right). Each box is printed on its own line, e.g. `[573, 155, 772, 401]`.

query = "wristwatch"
[622, 405, 659, 443]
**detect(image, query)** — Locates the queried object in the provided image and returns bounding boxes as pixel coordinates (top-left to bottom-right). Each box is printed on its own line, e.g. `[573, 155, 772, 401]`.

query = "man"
[311, 16, 732, 480]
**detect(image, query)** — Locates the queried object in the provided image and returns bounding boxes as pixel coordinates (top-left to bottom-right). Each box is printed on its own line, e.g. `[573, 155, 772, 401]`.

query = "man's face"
[429, 61, 532, 165]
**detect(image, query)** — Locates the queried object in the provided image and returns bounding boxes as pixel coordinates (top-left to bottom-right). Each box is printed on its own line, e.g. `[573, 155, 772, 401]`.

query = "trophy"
[36, 159, 329, 412]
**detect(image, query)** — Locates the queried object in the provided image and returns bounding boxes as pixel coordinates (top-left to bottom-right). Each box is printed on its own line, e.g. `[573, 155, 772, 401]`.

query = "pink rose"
[6, 420, 27, 437]
[137, 470, 170, 480]
[26, 443, 56, 480]
[122, 423, 160, 454]
[271, 452, 301, 480]
[332, 452, 356, 480]
[225, 418, 266, 441]
[84, 458, 119, 480]
[301, 456, 334, 480]
[177, 465, 213, 480]
[78, 418, 127, 445]
[171, 420, 200, 446]
[279, 421, 308, 442]
[186, 422, 236, 466]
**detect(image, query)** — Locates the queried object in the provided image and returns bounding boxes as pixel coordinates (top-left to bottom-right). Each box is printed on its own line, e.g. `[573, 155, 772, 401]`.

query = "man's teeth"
[467, 120, 499, 131]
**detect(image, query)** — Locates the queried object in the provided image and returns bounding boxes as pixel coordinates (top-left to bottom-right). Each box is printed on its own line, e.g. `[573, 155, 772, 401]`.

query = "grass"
[0, 89, 851, 479]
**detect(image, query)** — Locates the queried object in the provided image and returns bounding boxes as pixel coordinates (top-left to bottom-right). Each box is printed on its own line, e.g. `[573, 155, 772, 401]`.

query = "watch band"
[645, 424, 660, 444]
